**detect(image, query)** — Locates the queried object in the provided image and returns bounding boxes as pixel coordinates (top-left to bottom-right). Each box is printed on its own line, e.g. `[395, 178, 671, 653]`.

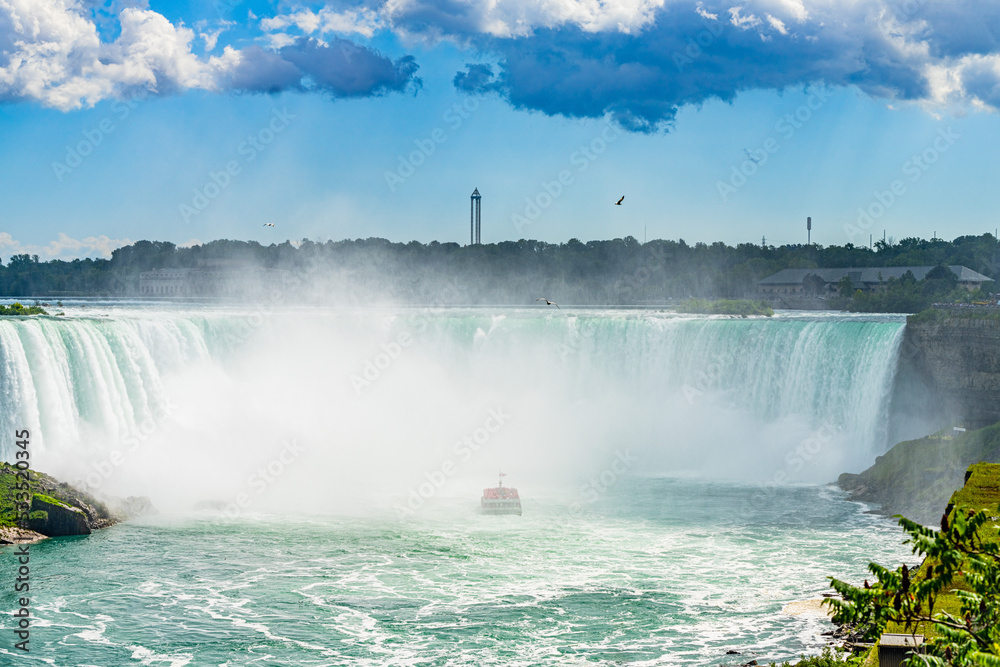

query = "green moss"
[677, 298, 774, 317]
[0, 463, 94, 529]
[0, 465, 29, 528]
[28, 510, 47, 522]
[32, 492, 76, 511]
[908, 306, 1000, 324]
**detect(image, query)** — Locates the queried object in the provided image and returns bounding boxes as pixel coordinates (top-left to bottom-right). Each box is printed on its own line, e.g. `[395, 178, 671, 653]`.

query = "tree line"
[0, 234, 997, 310]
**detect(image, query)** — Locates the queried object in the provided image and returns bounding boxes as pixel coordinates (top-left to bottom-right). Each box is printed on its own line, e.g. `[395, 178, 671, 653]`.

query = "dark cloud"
[224, 46, 304, 94]
[428, 1, 1000, 131]
[894, 1, 1000, 59]
[225, 38, 421, 98]
[959, 59, 1000, 108]
[453, 63, 503, 94]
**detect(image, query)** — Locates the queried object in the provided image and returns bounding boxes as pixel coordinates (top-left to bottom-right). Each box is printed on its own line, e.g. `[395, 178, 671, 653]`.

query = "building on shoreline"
[757, 265, 991, 297]
[139, 262, 287, 297]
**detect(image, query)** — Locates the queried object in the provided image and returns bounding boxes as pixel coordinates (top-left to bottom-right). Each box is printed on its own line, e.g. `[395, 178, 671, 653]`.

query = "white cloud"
[727, 6, 762, 29]
[261, 7, 383, 38]
[383, 0, 667, 37]
[696, 3, 718, 21]
[263, 32, 299, 49]
[766, 13, 787, 34]
[773, 0, 806, 22]
[0, 232, 132, 259]
[0, 0, 247, 109]
[200, 23, 233, 52]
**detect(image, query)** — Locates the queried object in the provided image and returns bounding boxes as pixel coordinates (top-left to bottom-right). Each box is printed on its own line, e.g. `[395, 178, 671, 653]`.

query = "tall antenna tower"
[807, 216, 812, 245]
[470, 188, 482, 245]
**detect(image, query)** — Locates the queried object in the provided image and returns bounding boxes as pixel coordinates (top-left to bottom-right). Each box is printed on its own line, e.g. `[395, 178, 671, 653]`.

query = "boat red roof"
[482, 486, 519, 500]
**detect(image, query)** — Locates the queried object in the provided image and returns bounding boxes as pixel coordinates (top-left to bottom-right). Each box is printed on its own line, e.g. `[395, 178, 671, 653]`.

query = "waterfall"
[0, 310, 905, 496]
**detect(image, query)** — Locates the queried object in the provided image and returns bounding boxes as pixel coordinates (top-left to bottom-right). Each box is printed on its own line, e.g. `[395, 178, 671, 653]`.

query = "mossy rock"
[28, 494, 90, 536]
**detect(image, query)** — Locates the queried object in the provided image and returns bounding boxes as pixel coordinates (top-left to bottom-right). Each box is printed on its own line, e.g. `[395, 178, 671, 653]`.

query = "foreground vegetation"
[2, 234, 1000, 308]
[827, 463, 1000, 666]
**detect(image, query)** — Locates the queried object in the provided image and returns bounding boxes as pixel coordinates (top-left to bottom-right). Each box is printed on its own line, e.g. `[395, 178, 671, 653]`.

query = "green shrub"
[677, 298, 774, 317]
[0, 302, 48, 316]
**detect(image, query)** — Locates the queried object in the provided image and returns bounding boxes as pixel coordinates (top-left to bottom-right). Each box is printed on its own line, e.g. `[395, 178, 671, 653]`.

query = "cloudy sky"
[2, 0, 1000, 259]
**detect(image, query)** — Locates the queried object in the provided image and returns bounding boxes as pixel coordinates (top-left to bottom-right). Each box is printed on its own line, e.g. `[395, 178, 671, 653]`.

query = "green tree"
[837, 275, 855, 296]
[825, 503, 1000, 666]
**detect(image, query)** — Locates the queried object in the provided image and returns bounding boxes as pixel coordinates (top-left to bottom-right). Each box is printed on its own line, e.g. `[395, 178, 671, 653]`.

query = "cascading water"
[0, 307, 905, 505]
[0, 306, 917, 666]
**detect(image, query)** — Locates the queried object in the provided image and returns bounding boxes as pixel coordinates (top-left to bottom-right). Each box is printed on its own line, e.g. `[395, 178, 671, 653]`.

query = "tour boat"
[481, 472, 522, 515]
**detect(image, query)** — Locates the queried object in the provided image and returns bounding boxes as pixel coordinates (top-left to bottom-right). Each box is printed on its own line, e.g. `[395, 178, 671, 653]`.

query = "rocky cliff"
[890, 311, 1000, 438]
[0, 463, 154, 544]
[838, 421, 1000, 525]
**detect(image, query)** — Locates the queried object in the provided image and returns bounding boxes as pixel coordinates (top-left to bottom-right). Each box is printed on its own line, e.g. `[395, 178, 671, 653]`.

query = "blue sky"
[2, 0, 1000, 260]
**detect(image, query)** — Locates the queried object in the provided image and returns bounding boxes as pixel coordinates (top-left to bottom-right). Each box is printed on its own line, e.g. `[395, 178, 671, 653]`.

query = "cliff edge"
[895, 310, 1000, 432]
[837, 421, 1000, 524]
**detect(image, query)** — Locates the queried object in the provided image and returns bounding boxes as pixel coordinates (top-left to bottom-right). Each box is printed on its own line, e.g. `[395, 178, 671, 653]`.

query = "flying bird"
[615, 196, 624, 205]
[262, 223, 275, 227]
[536, 298, 560, 309]
[744, 149, 761, 164]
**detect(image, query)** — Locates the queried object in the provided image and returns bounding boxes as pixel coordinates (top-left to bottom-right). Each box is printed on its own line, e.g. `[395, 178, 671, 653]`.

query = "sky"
[2, 0, 1000, 260]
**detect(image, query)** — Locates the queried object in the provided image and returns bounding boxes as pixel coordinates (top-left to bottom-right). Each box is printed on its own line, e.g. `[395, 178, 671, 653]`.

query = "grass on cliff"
[881, 462, 1000, 640]
[908, 306, 1000, 324]
[32, 492, 76, 511]
[0, 463, 94, 528]
[0, 465, 26, 528]
[677, 298, 774, 317]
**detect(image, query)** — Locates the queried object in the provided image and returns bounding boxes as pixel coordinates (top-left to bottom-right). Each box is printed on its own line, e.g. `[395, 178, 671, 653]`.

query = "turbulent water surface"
[1, 480, 913, 666]
[0, 303, 915, 665]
